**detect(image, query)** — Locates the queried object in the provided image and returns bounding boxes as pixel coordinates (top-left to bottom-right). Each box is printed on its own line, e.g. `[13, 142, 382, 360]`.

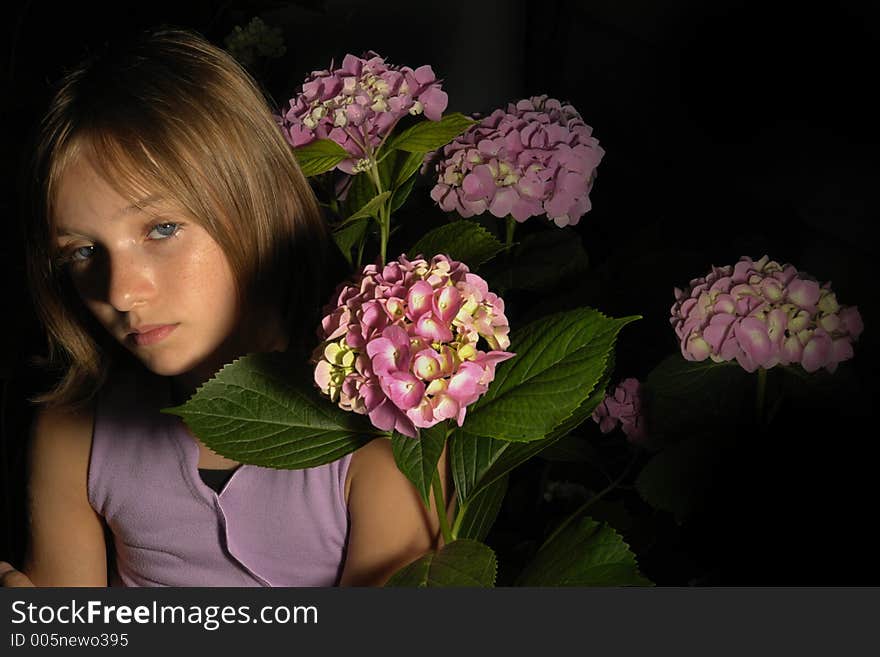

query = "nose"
[107, 252, 157, 312]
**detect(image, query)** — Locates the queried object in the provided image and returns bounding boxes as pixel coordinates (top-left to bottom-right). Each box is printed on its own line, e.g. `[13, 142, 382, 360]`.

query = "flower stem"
[366, 161, 390, 265]
[539, 450, 640, 551]
[379, 201, 390, 266]
[756, 367, 767, 429]
[432, 468, 453, 546]
[505, 215, 516, 252]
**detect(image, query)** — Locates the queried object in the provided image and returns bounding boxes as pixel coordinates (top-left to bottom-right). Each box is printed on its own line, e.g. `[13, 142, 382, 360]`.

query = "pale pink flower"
[670, 255, 863, 373]
[278, 52, 448, 174]
[429, 95, 603, 226]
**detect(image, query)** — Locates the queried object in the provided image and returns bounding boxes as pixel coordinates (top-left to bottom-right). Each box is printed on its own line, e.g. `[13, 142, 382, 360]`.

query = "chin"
[133, 355, 191, 378]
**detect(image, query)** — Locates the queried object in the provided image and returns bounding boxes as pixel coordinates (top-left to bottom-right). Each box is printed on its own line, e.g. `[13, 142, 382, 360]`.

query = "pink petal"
[735, 316, 772, 367]
[406, 280, 434, 321]
[488, 186, 518, 218]
[787, 279, 821, 309]
[381, 371, 425, 410]
[432, 285, 462, 323]
[415, 312, 454, 343]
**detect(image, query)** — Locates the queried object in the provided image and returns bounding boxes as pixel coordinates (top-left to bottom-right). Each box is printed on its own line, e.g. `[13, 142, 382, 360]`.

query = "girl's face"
[53, 156, 245, 385]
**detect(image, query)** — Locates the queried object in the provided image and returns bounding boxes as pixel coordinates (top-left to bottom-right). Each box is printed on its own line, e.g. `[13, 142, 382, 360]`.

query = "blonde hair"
[25, 27, 331, 408]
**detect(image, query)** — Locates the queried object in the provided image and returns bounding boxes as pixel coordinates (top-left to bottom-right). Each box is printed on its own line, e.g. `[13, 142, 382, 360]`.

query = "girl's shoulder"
[29, 401, 96, 468]
[344, 437, 398, 506]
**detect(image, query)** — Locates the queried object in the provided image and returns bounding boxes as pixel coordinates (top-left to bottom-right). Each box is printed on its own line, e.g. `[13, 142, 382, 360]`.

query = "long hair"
[24, 27, 331, 408]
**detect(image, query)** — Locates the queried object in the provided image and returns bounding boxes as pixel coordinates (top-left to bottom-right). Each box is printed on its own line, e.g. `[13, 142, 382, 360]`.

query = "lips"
[129, 324, 178, 346]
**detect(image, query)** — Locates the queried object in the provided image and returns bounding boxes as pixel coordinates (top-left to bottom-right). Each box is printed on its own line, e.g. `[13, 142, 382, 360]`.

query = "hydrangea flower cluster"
[278, 52, 448, 174]
[429, 95, 604, 227]
[312, 254, 515, 437]
[592, 378, 648, 444]
[670, 255, 864, 373]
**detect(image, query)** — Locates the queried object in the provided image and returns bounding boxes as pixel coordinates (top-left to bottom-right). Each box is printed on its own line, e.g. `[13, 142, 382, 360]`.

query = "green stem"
[450, 499, 465, 541]
[432, 468, 453, 546]
[505, 215, 516, 252]
[756, 367, 767, 429]
[379, 201, 390, 266]
[540, 451, 640, 551]
[366, 162, 390, 265]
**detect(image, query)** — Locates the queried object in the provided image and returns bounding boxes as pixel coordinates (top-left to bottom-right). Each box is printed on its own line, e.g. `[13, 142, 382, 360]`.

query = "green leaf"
[515, 516, 653, 586]
[481, 228, 590, 294]
[635, 432, 728, 524]
[342, 172, 376, 218]
[332, 219, 369, 269]
[538, 433, 600, 463]
[462, 308, 639, 442]
[452, 362, 612, 504]
[392, 150, 427, 188]
[390, 174, 417, 214]
[643, 355, 751, 441]
[454, 474, 508, 542]
[337, 191, 392, 227]
[407, 220, 505, 269]
[293, 139, 349, 177]
[384, 539, 497, 587]
[161, 353, 378, 469]
[391, 423, 448, 508]
[384, 113, 476, 153]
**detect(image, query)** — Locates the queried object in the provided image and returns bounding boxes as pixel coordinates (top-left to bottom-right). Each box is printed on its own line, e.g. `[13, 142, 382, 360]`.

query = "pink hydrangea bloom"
[592, 378, 648, 444]
[312, 254, 515, 437]
[429, 95, 604, 227]
[670, 255, 864, 374]
[278, 52, 448, 174]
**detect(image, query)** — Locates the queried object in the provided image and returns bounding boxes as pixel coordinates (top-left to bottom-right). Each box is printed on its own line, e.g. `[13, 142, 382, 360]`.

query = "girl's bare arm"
[339, 437, 452, 586]
[18, 404, 108, 586]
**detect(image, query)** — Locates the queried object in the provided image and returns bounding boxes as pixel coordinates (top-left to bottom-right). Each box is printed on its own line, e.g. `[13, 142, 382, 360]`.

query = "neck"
[169, 313, 289, 407]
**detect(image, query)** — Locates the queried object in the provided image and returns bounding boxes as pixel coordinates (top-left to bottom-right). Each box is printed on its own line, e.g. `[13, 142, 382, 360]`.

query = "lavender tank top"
[87, 363, 352, 587]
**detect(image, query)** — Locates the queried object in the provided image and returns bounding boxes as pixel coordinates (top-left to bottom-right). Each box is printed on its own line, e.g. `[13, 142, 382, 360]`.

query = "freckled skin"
[53, 157, 247, 396]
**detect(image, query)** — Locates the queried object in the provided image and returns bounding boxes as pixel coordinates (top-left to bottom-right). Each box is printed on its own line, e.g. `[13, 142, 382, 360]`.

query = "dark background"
[1, 0, 877, 585]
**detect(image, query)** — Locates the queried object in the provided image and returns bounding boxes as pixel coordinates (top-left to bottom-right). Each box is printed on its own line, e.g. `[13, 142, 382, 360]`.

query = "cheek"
[175, 242, 239, 314]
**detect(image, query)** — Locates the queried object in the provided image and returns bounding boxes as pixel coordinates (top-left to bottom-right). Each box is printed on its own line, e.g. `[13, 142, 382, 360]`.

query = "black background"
[1, 0, 878, 585]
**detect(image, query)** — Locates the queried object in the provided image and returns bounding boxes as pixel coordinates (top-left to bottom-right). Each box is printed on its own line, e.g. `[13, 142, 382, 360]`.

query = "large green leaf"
[451, 363, 612, 504]
[332, 219, 369, 269]
[461, 308, 639, 442]
[643, 355, 752, 441]
[515, 516, 653, 586]
[161, 353, 378, 469]
[453, 474, 508, 542]
[390, 174, 417, 214]
[538, 432, 600, 463]
[384, 113, 476, 153]
[384, 539, 496, 587]
[337, 191, 392, 227]
[635, 431, 730, 524]
[391, 423, 448, 508]
[407, 220, 505, 269]
[293, 138, 349, 177]
[392, 150, 427, 188]
[342, 172, 376, 218]
[481, 228, 590, 294]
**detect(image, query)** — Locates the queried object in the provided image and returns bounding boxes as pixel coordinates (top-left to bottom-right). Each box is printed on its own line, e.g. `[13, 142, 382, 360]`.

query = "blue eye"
[149, 222, 180, 239]
[62, 221, 181, 263]
[71, 246, 94, 262]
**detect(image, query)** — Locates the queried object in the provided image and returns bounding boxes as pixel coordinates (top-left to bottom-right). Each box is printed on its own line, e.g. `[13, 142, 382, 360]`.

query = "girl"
[0, 27, 449, 587]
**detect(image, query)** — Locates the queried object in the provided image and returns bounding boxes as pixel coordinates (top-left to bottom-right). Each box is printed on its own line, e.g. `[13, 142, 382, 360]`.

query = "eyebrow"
[55, 195, 165, 238]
